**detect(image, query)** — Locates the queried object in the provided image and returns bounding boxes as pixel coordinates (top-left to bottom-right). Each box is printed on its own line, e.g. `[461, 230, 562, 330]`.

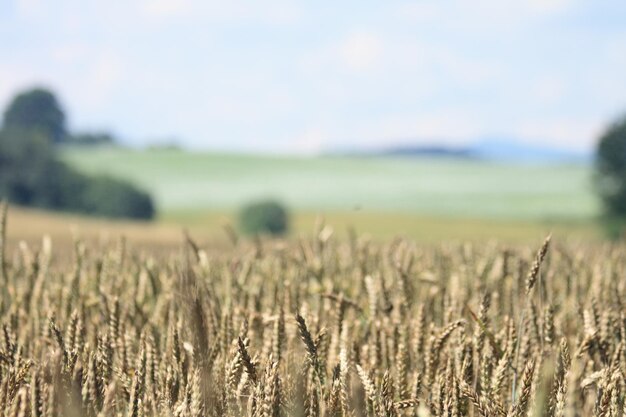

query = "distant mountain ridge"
[354, 138, 591, 163]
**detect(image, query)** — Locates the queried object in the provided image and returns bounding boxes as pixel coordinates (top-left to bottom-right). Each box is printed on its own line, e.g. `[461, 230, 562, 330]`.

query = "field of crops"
[0, 201, 624, 417]
[2, 204, 600, 249]
[61, 147, 597, 221]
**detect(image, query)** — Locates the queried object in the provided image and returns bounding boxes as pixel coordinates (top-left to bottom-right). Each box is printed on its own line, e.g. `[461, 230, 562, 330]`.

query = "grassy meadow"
[61, 147, 597, 221]
[2, 205, 600, 252]
[53, 146, 602, 243]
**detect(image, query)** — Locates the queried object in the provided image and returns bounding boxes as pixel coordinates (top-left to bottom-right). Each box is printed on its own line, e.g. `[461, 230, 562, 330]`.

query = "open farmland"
[61, 147, 598, 222]
[2, 205, 600, 247]
[0, 202, 623, 416]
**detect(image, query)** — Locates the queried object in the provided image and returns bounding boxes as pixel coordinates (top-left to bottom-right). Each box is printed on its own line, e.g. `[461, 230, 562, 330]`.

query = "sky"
[1, 0, 626, 154]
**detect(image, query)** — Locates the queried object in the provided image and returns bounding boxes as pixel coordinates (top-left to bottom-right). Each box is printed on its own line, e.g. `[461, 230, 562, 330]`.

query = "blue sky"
[1, 0, 626, 154]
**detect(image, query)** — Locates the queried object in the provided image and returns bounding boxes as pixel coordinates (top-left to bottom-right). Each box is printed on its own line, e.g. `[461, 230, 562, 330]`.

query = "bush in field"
[239, 199, 288, 235]
[594, 114, 626, 237]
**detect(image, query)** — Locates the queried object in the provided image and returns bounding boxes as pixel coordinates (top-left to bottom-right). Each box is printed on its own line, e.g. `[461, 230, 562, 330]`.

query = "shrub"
[239, 199, 289, 235]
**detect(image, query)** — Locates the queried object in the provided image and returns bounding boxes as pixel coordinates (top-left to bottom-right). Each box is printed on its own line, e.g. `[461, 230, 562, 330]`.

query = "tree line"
[1, 85, 626, 234]
[0, 87, 155, 219]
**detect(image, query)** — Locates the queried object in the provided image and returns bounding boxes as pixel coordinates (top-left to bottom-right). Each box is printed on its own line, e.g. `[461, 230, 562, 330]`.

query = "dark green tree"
[3, 88, 67, 143]
[239, 200, 289, 236]
[594, 115, 626, 237]
[0, 86, 154, 219]
[0, 128, 56, 205]
[0, 128, 155, 220]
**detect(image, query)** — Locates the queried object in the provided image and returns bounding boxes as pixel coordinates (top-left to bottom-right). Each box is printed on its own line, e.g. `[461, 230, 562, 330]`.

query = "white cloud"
[2, 0, 616, 154]
[135, 0, 302, 25]
[12, 0, 302, 28]
[50, 42, 90, 64]
[139, 0, 193, 18]
[14, 0, 44, 18]
[531, 76, 567, 104]
[516, 117, 601, 151]
[337, 33, 384, 72]
[320, 109, 486, 151]
[396, 0, 577, 31]
[291, 128, 330, 154]
[0, 65, 39, 110]
[87, 53, 124, 103]
[300, 31, 385, 75]
[426, 47, 502, 87]
[527, 0, 576, 15]
[301, 31, 499, 89]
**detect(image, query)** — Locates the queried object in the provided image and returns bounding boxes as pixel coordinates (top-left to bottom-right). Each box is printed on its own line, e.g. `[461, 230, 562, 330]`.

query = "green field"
[61, 146, 598, 222]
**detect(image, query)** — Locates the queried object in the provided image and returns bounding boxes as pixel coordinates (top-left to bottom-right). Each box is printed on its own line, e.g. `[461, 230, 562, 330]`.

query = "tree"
[0, 87, 154, 219]
[594, 115, 626, 237]
[0, 128, 155, 220]
[239, 200, 289, 236]
[0, 128, 56, 205]
[2, 88, 67, 143]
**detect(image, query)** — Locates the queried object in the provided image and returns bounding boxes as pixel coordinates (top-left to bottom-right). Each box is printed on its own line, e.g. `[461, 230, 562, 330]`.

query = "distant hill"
[352, 138, 591, 164]
[378, 145, 474, 158]
[469, 138, 591, 163]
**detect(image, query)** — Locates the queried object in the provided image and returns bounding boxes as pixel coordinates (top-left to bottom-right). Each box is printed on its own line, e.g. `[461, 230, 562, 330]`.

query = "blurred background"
[2, 0, 626, 245]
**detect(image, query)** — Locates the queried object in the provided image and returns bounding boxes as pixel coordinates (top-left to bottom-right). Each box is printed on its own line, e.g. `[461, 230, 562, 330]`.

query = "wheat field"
[0, 202, 624, 417]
